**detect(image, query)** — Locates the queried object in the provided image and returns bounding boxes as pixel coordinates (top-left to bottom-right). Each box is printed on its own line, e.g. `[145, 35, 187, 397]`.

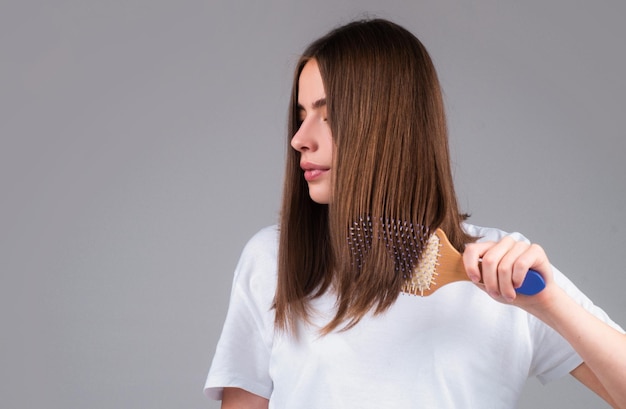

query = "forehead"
[297, 59, 326, 105]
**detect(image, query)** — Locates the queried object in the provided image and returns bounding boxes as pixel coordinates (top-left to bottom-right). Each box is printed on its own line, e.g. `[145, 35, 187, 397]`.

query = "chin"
[308, 189, 331, 205]
[309, 196, 330, 205]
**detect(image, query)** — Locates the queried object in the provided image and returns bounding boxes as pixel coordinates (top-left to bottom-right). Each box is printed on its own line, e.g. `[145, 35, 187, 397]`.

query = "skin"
[221, 387, 268, 409]
[290, 59, 333, 205]
[221, 60, 626, 408]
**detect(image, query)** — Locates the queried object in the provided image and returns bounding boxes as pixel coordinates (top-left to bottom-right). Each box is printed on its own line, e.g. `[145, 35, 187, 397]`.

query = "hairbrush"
[404, 227, 545, 296]
[348, 217, 545, 297]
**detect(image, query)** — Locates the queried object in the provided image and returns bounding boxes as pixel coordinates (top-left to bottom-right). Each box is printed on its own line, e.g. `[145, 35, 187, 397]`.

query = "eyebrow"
[297, 98, 327, 110]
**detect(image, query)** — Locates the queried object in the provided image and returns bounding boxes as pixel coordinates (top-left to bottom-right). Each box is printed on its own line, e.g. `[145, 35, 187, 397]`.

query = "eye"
[296, 108, 306, 126]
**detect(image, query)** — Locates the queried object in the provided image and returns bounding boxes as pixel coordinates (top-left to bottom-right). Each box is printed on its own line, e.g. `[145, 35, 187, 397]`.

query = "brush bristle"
[347, 216, 438, 296]
[401, 233, 440, 296]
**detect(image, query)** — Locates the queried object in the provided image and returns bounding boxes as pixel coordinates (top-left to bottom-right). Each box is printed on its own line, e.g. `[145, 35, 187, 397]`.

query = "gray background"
[2, 1, 624, 408]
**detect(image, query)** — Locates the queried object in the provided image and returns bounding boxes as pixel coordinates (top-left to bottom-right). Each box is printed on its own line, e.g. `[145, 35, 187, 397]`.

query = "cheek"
[322, 130, 335, 154]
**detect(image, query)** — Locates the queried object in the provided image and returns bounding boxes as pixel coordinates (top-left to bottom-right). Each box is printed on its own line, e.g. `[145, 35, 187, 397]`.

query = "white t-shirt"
[205, 224, 623, 408]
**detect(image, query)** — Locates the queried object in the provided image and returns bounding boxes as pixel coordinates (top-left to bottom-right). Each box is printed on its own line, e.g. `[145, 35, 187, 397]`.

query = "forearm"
[221, 388, 269, 409]
[527, 287, 626, 408]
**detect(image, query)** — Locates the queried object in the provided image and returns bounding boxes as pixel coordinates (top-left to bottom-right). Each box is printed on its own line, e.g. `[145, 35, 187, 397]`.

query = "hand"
[462, 236, 553, 304]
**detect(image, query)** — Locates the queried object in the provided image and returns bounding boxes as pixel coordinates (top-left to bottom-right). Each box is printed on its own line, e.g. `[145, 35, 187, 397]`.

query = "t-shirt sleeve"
[204, 227, 278, 401]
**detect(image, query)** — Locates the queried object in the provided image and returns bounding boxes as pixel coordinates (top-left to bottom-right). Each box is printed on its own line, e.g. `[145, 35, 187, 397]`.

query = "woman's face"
[291, 59, 334, 204]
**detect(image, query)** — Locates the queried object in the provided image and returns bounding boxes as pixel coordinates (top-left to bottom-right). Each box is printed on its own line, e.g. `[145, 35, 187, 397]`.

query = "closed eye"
[296, 97, 327, 127]
[296, 107, 306, 128]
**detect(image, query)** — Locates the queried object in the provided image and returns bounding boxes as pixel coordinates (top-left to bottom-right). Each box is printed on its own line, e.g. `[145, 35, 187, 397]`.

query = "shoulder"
[462, 222, 531, 244]
[462, 223, 622, 329]
[232, 225, 279, 293]
[240, 225, 279, 258]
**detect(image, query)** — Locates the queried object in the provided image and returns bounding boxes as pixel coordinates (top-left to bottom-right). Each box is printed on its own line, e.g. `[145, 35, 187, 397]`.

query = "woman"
[205, 19, 626, 408]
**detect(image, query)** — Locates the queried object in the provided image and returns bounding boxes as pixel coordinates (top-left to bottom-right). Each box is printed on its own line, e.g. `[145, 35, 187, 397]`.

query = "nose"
[290, 120, 317, 153]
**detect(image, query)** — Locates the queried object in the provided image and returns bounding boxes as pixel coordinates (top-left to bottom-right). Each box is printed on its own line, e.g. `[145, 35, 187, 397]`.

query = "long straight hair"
[275, 19, 474, 334]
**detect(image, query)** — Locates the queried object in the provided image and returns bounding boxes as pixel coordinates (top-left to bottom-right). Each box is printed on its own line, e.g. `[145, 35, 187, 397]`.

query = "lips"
[301, 162, 330, 182]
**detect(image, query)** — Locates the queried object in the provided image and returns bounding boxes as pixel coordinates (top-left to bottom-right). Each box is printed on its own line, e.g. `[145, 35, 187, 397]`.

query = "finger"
[463, 241, 495, 283]
[511, 243, 550, 289]
[480, 236, 517, 299]
[497, 240, 532, 301]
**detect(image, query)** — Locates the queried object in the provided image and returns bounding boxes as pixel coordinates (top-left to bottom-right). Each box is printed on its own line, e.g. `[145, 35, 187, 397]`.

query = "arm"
[221, 388, 269, 409]
[571, 362, 620, 408]
[529, 285, 626, 408]
[463, 237, 626, 408]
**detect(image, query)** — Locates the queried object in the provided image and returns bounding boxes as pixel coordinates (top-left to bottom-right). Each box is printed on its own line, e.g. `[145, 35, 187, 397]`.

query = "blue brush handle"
[515, 269, 545, 295]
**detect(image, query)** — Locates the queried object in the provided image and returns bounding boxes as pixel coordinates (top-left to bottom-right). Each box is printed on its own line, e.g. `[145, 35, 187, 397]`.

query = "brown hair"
[275, 19, 474, 334]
